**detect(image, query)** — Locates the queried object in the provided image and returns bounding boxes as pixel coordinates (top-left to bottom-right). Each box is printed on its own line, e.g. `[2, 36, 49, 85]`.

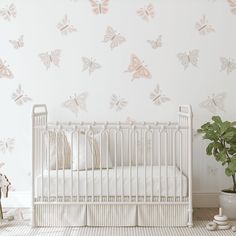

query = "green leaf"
[220, 121, 231, 134]
[223, 131, 235, 142]
[206, 143, 214, 155]
[225, 167, 234, 176]
[212, 116, 222, 124]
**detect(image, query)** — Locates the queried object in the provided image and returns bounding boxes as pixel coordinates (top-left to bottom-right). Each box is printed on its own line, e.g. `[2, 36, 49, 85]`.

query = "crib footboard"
[32, 104, 193, 227]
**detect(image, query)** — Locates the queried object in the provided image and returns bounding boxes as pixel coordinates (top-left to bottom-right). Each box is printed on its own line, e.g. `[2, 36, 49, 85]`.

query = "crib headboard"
[32, 104, 192, 185]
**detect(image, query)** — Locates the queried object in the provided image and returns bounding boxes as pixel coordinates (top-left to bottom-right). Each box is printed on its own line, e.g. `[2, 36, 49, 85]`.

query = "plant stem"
[232, 174, 236, 193]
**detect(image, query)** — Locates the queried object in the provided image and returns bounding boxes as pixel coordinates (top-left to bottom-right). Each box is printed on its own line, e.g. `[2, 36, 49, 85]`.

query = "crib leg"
[187, 208, 193, 227]
[31, 205, 35, 227]
[0, 200, 3, 220]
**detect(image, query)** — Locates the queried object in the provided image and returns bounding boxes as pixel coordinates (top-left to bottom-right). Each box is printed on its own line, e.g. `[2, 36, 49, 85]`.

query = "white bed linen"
[36, 165, 187, 197]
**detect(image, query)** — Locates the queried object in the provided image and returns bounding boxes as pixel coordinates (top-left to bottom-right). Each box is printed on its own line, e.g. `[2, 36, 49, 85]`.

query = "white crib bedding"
[35, 165, 187, 198]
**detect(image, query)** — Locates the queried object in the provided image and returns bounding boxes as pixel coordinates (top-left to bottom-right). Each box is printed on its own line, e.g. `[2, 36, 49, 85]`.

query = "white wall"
[0, 0, 236, 207]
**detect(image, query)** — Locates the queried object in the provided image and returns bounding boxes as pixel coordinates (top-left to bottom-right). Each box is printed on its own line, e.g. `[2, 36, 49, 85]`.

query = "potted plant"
[198, 116, 236, 219]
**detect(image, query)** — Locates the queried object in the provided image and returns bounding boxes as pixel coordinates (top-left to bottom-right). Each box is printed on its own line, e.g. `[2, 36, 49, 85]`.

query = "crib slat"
[47, 131, 50, 202]
[77, 130, 80, 201]
[135, 130, 138, 202]
[92, 130, 94, 202]
[114, 129, 117, 202]
[56, 131, 58, 202]
[128, 129, 132, 202]
[62, 130, 65, 202]
[165, 129, 168, 202]
[144, 129, 147, 202]
[158, 130, 162, 202]
[85, 130, 88, 202]
[151, 130, 153, 202]
[71, 131, 73, 201]
[100, 132, 102, 202]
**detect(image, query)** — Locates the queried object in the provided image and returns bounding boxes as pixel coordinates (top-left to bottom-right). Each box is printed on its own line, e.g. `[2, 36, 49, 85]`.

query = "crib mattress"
[35, 165, 187, 197]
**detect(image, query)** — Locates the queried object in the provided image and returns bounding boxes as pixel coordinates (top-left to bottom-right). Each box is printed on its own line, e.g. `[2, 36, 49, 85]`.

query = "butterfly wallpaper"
[0, 0, 236, 206]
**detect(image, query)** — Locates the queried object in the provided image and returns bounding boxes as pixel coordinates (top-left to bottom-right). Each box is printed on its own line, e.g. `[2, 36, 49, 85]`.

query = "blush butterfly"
[39, 49, 61, 69]
[200, 93, 226, 114]
[9, 35, 24, 49]
[220, 57, 236, 75]
[126, 117, 136, 123]
[11, 84, 32, 106]
[90, 0, 109, 15]
[147, 35, 162, 49]
[0, 138, 15, 153]
[82, 57, 101, 75]
[195, 15, 215, 35]
[103, 26, 126, 49]
[150, 84, 170, 105]
[57, 15, 77, 35]
[126, 54, 151, 81]
[110, 94, 127, 111]
[227, 0, 236, 14]
[137, 3, 155, 21]
[177, 49, 199, 69]
[63, 92, 88, 116]
[0, 59, 13, 79]
[0, 3, 16, 21]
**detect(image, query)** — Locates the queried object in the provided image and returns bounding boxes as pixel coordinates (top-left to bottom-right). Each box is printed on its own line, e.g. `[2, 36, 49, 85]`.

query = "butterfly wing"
[0, 60, 14, 79]
[39, 52, 51, 69]
[213, 93, 226, 111]
[127, 54, 142, 73]
[189, 49, 199, 67]
[110, 94, 118, 109]
[100, 0, 109, 14]
[76, 92, 88, 111]
[133, 65, 151, 80]
[228, 0, 236, 14]
[103, 26, 116, 42]
[50, 49, 61, 67]
[200, 97, 217, 114]
[89, 61, 101, 75]
[146, 3, 155, 18]
[137, 7, 148, 21]
[110, 34, 126, 49]
[82, 57, 91, 72]
[177, 52, 189, 69]
[147, 36, 162, 49]
[116, 98, 127, 111]
[9, 4, 16, 18]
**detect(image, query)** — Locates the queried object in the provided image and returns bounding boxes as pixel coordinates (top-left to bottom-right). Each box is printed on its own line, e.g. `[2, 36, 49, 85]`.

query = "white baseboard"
[1, 191, 31, 208]
[1, 191, 219, 208]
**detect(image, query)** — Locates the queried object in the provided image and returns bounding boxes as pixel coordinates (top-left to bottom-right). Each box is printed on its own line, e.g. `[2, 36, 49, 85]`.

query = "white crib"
[32, 104, 193, 227]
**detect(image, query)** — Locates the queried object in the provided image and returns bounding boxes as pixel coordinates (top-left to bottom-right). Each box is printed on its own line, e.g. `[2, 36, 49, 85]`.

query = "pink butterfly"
[195, 15, 215, 35]
[110, 94, 127, 111]
[90, 0, 109, 15]
[227, 0, 236, 14]
[103, 26, 126, 49]
[57, 15, 77, 35]
[11, 84, 32, 106]
[82, 57, 101, 75]
[0, 3, 16, 21]
[0, 59, 13, 79]
[150, 84, 170, 105]
[126, 54, 151, 81]
[177, 49, 199, 69]
[147, 35, 162, 49]
[137, 3, 155, 21]
[39, 49, 61, 69]
[9, 35, 24, 49]
[63, 92, 88, 116]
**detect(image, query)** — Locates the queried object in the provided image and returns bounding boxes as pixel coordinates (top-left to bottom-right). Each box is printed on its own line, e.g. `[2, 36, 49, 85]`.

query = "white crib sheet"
[35, 165, 187, 197]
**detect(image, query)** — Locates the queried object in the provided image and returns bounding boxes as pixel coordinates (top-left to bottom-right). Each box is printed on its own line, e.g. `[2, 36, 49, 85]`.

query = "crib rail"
[32, 104, 193, 226]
